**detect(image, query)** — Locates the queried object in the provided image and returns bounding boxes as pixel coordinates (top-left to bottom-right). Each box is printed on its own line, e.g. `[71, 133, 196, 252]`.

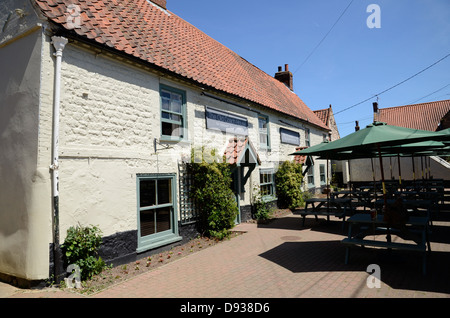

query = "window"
[258, 115, 270, 149]
[305, 129, 310, 147]
[137, 174, 181, 252]
[307, 164, 315, 187]
[260, 169, 276, 199]
[160, 85, 186, 140]
[320, 164, 326, 185]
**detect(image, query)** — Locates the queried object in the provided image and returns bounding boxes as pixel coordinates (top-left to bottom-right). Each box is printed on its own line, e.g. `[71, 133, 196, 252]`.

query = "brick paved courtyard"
[3, 211, 450, 301]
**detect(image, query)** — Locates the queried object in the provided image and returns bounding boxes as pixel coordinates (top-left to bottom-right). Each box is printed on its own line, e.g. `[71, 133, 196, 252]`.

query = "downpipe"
[50, 36, 67, 282]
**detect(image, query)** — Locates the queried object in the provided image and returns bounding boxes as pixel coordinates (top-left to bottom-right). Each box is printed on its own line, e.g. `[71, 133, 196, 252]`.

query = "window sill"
[262, 195, 277, 203]
[159, 137, 191, 146]
[137, 233, 182, 254]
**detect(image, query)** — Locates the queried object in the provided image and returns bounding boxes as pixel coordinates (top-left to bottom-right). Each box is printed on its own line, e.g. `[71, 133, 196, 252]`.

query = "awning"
[224, 137, 261, 166]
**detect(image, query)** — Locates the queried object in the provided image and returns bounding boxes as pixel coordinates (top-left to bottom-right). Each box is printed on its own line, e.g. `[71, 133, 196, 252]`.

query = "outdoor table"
[330, 190, 352, 199]
[300, 198, 353, 230]
[351, 189, 382, 211]
[342, 213, 431, 275]
[374, 198, 435, 225]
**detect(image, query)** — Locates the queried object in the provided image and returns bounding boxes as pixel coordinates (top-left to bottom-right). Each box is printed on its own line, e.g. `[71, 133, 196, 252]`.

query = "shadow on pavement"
[259, 239, 450, 295]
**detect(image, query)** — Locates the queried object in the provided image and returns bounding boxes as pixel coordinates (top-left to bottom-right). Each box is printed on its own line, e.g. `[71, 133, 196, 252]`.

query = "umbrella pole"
[421, 156, 425, 189]
[371, 158, 376, 205]
[390, 157, 393, 180]
[377, 144, 387, 207]
[327, 158, 330, 213]
[377, 144, 390, 244]
[397, 154, 402, 193]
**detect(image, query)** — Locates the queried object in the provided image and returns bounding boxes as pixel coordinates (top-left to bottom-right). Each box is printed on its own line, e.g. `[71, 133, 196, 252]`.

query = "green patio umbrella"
[293, 122, 450, 208]
[296, 122, 449, 157]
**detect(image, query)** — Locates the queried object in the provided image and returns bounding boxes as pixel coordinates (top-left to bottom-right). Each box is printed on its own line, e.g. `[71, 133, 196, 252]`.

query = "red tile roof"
[313, 108, 330, 127]
[378, 99, 450, 131]
[293, 147, 307, 165]
[224, 137, 261, 165]
[34, 0, 328, 130]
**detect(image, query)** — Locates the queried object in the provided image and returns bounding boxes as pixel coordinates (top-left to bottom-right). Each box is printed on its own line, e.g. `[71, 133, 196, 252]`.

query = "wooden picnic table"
[374, 198, 436, 225]
[299, 197, 353, 230]
[342, 213, 431, 275]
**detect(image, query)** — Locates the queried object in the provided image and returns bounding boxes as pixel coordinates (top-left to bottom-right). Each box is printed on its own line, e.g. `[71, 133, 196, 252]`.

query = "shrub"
[252, 186, 270, 222]
[275, 161, 306, 210]
[190, 147, 238, 240]
[62, 224, 106, 281]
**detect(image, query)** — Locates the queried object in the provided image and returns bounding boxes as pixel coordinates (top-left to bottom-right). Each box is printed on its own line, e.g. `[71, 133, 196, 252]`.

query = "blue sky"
[167, 0, 450, 137]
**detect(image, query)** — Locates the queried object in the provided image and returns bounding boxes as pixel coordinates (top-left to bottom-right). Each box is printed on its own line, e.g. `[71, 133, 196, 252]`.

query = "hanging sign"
[205, 107, 248, 135]
[280, 128, 300, 145]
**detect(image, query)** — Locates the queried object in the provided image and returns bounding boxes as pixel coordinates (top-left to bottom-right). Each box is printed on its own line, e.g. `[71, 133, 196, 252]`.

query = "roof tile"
[378, 99, 450, 131]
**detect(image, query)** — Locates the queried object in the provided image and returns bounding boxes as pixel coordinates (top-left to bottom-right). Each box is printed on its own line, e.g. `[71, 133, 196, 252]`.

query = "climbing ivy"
[189, 147, 238, 240]
[275, 161, 308, 210]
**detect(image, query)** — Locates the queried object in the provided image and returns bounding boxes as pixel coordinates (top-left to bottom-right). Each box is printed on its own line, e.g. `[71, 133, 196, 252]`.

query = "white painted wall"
[0, 29, 51, 281]
[52, 41, 329, 240]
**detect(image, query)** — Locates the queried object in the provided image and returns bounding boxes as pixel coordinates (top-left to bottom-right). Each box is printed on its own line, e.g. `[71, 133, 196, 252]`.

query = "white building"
[0, 0, 330, 286]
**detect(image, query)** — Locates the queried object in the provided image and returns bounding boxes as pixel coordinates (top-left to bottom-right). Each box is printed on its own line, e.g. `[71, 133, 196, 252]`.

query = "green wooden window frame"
[160, 84, 187, 141]
[260, 169, 276, 200]
[136, 173, 181, 253]
[305, 128, 311, 147]
[258, 115, 270, 150]
[320, 164, 326, 185]
[307, 164, 315, 187]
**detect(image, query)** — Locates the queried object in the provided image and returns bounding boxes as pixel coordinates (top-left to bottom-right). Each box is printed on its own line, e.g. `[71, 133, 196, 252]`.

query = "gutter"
[50, 35, 68, 281]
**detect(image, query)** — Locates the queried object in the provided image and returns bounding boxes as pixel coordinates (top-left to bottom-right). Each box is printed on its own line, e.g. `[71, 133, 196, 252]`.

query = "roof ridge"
[380, 99, 450, 111]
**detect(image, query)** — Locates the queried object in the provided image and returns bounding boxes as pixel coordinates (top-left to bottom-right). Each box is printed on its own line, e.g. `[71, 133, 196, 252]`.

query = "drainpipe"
[50, 36, 68, 281]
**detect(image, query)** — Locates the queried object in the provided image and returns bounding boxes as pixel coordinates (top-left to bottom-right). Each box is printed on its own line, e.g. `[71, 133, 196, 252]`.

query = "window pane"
[155, 207, 171, 233]
[140, 180, 156, 207]
[259, 132, 267, 145]
[258, 117, 267, 129]
[140, 210, 155, 237]
[157, 179, 172, 205]
[260, 184, 267, 196]
[162, 97, 170, 111]
[162, 111, 181, 122]
[161, 91, 171, 110]
[171, 94, 182, 113]
[162, 121, 182, 137]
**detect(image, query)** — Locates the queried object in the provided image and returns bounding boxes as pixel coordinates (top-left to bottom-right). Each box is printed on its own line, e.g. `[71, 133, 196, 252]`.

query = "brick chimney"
[150, 0, 167, 9]
[373, 102, 379, 122]
[275, 64, 293, 91]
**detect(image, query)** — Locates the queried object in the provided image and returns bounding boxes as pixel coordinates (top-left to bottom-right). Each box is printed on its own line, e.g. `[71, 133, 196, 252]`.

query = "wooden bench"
[342, 214, 430, 275]
[298, 198, 352, 230]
